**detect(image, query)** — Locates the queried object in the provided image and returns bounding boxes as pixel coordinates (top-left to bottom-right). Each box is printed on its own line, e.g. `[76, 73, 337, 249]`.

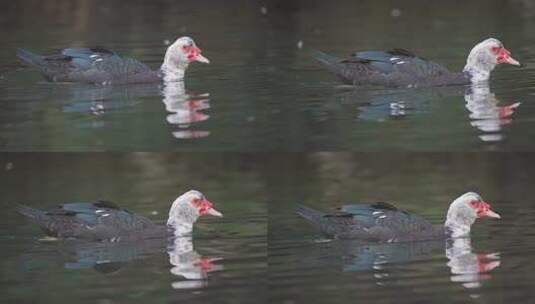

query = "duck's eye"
[469, 200, 480, 208]
[491, 47, 503, 55]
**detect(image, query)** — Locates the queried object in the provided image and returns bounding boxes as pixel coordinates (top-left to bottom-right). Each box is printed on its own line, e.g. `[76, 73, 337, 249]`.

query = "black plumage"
[18, 202, 165, 241]
[17, 47, 160, 84]
[297, 203, 444, 242]
[313, 49, 469, 88]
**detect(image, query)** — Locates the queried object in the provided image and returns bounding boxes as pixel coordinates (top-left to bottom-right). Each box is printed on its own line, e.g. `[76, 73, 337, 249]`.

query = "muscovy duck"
[18, 190, 222, 241]
[17, 36, 209, 85]
[313, 38, 520, 88]
[297, 192, 500, 242]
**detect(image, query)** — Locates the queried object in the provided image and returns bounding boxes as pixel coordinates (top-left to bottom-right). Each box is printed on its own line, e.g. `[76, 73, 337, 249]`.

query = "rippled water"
[268, 153, 535, 303]
[2, 0, 535, 151]
[0, 154, 267, 303]
[2, 0, 535, 303]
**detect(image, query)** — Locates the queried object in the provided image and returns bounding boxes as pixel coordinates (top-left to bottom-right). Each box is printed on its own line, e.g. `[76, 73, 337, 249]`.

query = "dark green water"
[268, 153, 535, 303]
[1, 0, 535, 151]
[2, 0, 535, 303]
[2, 153, 535, 303]
[0, 154, 267, 304]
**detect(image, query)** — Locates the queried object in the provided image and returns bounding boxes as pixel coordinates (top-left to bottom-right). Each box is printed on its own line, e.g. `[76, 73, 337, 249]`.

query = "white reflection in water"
[49, 234, 223, 289]
[446, 237, 500, 290]
[465, 84, 521, 142]
[59, 81, 211, 140]
[339, 237, 500, 292]
[161, 81, 211, 140]
[168, 235, 224, 290]
[338, 84, 520, 143]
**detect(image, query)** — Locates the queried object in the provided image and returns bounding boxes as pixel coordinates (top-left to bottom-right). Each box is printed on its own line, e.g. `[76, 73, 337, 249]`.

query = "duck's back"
[297, 202, 444, 242]
[313, 49, 469, 88]
[17, 47, 159, 84]
[18, 201, 163, 241]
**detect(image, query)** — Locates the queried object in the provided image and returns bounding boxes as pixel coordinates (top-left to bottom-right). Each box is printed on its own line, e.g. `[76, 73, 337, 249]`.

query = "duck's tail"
[16, 49, 45, 68]
[311, 50, 341, 67]
[17, 205, 47, 222]
[296, 205, 326, 226]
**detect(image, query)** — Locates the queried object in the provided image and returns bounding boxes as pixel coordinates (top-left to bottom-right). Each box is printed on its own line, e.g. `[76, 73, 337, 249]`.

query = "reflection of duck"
[61, 83, 159, 116]
[338, 239, 443, 273]
[168, 236, 224, 289]
[465, 84, 521, 142]
[58, 80, 212, 139]
[33, 231, 224, 288]
[446, 237, 500, 290]
[161, 81, 211, 139]
[331, 86, 461, 122]
[62, 237, 167, 274]
[336, 236, 500, 292]
[330, 84, 520, 143]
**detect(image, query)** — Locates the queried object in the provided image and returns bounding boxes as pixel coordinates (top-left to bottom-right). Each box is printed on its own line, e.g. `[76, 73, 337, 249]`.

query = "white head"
[444, 192, 500, 238]
[161, 37, 210, 82]
[463, 38, 520, 83]
[167, 190, 223, 234]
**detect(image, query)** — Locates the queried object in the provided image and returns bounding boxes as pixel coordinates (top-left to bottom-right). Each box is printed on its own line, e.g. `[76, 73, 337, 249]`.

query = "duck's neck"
[444, 217, 473, 238]
[168, 222, 194, 236]
[160, 65, 185, 82]
[463, 57, 496, 84]
[160, 56, 188, 82]
[463, 67, 491, 84]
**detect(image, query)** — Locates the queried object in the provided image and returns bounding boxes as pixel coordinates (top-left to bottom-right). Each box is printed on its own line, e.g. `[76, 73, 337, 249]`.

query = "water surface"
[268, 153, 535, 303]
[2, 0, 535, 151]
[0, 154, 267, 304]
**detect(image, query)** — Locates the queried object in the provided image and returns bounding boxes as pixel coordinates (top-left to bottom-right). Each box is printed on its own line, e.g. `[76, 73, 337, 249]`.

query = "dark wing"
[333, 49, 451, 86]
[20, 47, 152, 83]
[340, 203, 436, 241]
[354, 50, 449, 77]
[30, 48, 116, 81]
[43, 202, 154, 240]
[297, 205, 394, 241]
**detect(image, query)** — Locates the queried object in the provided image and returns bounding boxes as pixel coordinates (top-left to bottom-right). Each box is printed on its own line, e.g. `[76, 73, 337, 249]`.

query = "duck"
[313, 38, 520, 88]
[17, 36, 209, 85]
[297, 192, 500, 242]
[18, 190, 222, 241]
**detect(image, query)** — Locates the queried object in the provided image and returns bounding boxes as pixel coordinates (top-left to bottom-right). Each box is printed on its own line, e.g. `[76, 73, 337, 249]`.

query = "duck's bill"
[207, 208, 223, 217]
[193, 53, 210, 64]
[495, 47, 521, 66]
[505, 56, 521, 66]
[485, 209, 501, 219]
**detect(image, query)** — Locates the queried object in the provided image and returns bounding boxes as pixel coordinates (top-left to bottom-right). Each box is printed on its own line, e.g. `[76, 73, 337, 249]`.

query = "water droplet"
[391, 8, 401, 17]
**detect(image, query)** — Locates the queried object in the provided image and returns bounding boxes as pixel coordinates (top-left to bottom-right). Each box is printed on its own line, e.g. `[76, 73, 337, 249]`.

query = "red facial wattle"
[191, 198, 223, 217]
[469, 200, 501, 219]
[183, 46, 210, 64]
[491, 47, 520, 66]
